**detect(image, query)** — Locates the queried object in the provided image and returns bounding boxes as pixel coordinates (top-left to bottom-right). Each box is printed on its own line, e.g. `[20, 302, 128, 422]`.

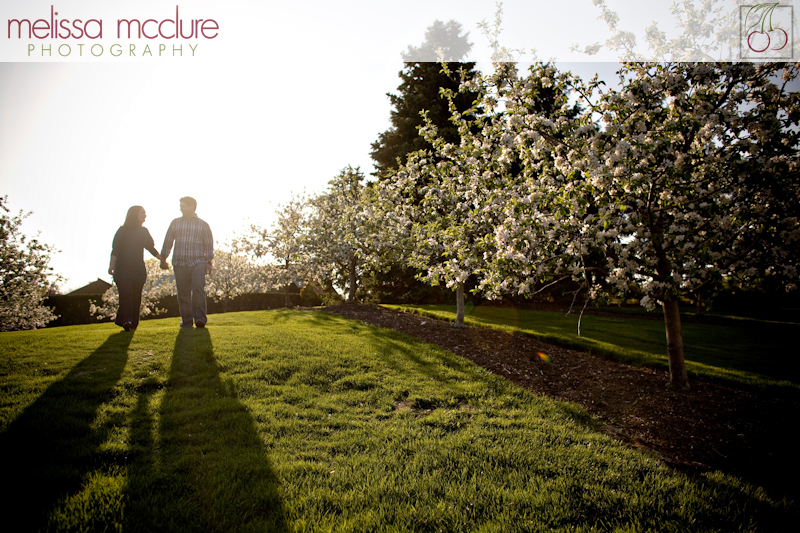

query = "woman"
[109, 206, 162, 331]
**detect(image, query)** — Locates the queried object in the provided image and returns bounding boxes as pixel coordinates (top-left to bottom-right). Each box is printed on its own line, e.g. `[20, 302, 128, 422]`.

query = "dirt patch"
[320, 303, 799, 502]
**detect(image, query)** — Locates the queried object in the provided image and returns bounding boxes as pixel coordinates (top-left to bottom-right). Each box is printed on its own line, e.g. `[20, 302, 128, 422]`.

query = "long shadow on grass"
[124, 328, 287, 532]
[0, 331, 132, 532]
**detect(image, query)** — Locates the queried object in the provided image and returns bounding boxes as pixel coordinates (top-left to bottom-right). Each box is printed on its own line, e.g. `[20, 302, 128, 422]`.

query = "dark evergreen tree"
[401, 20, 473, 62]
[370, 21, 479, 178]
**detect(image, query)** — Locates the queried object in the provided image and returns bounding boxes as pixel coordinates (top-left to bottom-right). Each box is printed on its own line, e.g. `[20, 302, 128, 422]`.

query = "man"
[161, 196, 214, 328]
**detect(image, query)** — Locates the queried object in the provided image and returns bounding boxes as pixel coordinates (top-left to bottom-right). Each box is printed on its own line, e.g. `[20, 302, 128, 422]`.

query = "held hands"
[156, 260, 209, 273]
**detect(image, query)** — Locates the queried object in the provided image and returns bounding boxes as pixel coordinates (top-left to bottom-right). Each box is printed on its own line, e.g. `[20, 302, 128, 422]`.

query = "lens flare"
[537, 351, 550, 364]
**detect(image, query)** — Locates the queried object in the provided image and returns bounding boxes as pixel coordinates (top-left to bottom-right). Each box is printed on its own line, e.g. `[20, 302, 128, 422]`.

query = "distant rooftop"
[66, 279, 112, 296]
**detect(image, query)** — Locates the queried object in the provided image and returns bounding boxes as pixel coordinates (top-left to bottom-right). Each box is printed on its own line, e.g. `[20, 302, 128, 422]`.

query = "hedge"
[44, 292, 302, 328]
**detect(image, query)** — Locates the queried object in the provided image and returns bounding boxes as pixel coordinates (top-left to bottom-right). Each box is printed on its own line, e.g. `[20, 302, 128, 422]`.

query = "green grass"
[388, 304, 800, 391]
[0, 310, 796, 532]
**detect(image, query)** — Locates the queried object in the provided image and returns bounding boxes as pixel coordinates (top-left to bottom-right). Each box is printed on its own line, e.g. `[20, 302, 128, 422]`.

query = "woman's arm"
[110, 227, 122, 276]
[143, 228, 163, 261]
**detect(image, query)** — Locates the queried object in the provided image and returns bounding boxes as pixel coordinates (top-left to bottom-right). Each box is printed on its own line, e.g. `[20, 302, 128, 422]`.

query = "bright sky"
[1, 0, 795, 291]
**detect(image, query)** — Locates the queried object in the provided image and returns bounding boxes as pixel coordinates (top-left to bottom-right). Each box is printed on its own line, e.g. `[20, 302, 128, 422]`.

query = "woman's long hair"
[123, 206, 144, 229]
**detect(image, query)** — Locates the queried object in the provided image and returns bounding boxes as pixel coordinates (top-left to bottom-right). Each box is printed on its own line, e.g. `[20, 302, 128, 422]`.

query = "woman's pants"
[115, 276, 144, 329]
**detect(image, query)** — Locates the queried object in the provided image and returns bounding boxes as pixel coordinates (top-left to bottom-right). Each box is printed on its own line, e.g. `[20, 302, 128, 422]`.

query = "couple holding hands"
[108, 196, 214, 331]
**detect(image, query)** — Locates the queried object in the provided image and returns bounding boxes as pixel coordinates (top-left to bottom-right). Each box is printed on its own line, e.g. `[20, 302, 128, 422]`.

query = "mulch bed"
[319, 303, 799, 502]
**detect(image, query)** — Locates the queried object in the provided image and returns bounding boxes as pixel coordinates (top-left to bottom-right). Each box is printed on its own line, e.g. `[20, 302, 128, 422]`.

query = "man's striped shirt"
[161, 215, 214, 267]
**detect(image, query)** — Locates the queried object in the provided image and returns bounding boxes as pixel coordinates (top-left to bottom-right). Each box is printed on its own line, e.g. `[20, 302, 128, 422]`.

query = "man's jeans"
[174, 263, 207, 326]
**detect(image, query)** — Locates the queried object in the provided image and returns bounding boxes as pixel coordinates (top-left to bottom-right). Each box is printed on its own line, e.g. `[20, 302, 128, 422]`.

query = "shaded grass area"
[0, 310, 796, 532]
[595, 301, 800, 325]
[388, 304, 800, 391]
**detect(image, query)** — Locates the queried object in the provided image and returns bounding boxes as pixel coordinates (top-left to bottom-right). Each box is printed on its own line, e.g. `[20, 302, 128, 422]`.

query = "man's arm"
[204, 222, 214, 275]
[160, 221, 175, 270]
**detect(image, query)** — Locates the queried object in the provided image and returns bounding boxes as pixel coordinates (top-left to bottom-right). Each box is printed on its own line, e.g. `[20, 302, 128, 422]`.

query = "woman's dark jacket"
[112, 226, 158, 283]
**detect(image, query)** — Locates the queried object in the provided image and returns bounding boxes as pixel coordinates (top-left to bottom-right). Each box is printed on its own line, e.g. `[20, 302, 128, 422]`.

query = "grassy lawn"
[0, 310, 795, 532]
[388, 304, 800, 391]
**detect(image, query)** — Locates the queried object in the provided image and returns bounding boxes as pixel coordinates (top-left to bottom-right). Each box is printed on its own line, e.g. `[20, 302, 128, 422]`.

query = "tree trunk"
[662, 297, 690, 391]
[694, 291, 703, 317]
[347, 255, 357, 303]
[284, 259, 291, 307]
[455, 282, 465, 327]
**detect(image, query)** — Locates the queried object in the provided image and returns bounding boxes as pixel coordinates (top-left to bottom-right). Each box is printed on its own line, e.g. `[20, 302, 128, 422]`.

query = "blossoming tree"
[0, 197, 63, 331]
[376, 62, 583, 325]
[374, 89, 507, 323]
[375, 150, 491, 325]
[306, 166, 383, 302]
[237, 194, 310, 307]
[206, 247, 267, 312]
[489, 61, 799, 390]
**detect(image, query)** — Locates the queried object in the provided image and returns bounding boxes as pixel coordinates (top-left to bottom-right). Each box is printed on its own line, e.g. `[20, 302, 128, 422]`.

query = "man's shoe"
[122, 322, 133, 331]
[180, 322, 194, 328]
[196, 321, 206, 328]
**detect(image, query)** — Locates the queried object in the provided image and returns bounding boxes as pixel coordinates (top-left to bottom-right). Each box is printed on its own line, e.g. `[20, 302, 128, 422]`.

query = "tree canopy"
[0, 197, 62, 331]
[236, 195, 310, 306]
[306, 166, 374, 302]
[386, 61, 799, 389]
